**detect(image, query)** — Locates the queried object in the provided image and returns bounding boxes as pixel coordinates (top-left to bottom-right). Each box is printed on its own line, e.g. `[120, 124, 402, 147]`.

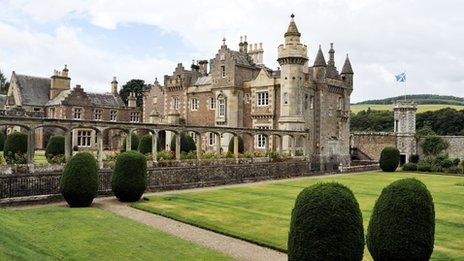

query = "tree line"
[351, 107, 464, 135]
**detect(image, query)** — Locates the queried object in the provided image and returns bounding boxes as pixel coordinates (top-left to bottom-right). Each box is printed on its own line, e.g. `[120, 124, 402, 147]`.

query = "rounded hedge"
[402, 162, 417, 171]
[111, 151, 147, 202]
[121, 133, 139, 152]
[138, 134, 153, 154]
[170, 133, 196, 153]
[60, 152, 99, 207]
[228, 136, 244, 154]
[367, 178, 435, 261]
[45, 135, 65, 161]
[379, 147, 400, 172]
[4, 132, 28, 155]
[0, 131, 6, 151]
[288, 183, 364, 261]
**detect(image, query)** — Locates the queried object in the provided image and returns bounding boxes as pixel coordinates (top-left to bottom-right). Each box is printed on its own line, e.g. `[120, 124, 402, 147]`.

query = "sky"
[0, 0, 463, 103]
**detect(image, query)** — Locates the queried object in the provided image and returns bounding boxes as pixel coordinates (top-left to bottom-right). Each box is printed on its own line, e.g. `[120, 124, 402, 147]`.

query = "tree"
[0, 69, 10, 94]
[350, 109, 393, 132]
[119, 79, 149, 107]
[421, 135, 449, 156]
[416, 108, 464, 135]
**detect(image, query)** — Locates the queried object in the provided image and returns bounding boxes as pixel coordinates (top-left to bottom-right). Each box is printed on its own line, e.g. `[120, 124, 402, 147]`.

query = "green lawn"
[134, 172, 464, 260]
[351, 104, 464, 114]
[0, 206, 232, 260]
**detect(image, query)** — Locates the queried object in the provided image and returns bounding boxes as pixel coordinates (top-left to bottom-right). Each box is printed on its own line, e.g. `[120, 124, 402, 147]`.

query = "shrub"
[111, 151, 147, 202]
[121, 133, 139, 152]
[431, 165, 443, 173]
[379, 147, 400, 172]
[241, 151, 254, 158]
[402, 162, 417, 171]
[60, 152, 99, 207]
[421, 135, 449, 156]
[0, 154, 6, 165]
[4, 132, 28, 164]
[267, 151, 283, 162]
[45, 135, 65, 163]
[201, 151, 220, 159]
[0, 131, 6, 151]
[440, 158, 454, 169]
[72, 145, 78, 151]
[181, 151, 197, 160]
[452, 158, 460, 166]
[157, 150, 174, 161]
[138, 134, 153, 154]
[228, 136, 244, 154]
[417, 162, 432, 172]
[446, 166, 462, 174]
[170, 133, 196, 153]
[48, 155, 65, 164]
[409, 154, 419, 163]
[367, 178, 435, 261]
[288, 183, 364, 261]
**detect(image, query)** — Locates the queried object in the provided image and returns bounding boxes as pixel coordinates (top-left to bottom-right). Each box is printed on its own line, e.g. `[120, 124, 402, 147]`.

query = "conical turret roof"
[284, 14, 301, 37]
[341, 54, 353, 74]
[313, 45, 327, 67]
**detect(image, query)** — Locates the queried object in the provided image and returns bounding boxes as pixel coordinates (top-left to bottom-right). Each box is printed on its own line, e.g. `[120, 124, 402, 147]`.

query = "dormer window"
[94, 109, 102, 120]
[221, 66, 226, 78]
[73, 108, 82, 120]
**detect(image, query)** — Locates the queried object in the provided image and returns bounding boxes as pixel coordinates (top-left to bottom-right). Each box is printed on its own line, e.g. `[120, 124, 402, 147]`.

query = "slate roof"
[341, 55, 354, 74]
[194, 75, 212, 86]
[15, 74, 51, 106]
[313, 47, 327, 67]
[230, 50, 253, 67]
[285, 16, 301, 37]
[87, 92, 126, 108]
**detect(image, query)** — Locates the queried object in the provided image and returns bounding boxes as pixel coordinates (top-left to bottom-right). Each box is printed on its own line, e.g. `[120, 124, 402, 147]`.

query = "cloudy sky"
[0, 0, 462, 102]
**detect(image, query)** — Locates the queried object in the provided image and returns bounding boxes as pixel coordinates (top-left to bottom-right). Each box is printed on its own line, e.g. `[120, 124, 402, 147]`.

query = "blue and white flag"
[395, 72, 406, 82]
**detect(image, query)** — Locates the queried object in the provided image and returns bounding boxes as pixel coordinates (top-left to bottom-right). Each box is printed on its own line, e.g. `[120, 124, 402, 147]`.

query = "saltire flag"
[395, 72, 406, 82]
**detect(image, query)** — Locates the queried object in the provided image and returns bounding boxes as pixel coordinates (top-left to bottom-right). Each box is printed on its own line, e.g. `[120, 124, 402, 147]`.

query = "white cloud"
[0, 0, 463, 102]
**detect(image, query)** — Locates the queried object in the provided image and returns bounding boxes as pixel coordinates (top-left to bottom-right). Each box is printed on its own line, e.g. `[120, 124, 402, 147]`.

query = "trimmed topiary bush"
[4, 132, 28, 164]
[138, 134, 153, 154]
[60, 152, 99, 207]
[228, 136, 244, 153]
[379, 147, 400, 172]
[170, 133, 196, 153]
[288, 183, 364, 261]
[402, 162, 417, 171]
[111, 151, 147, 202]
[45, 135, 65, 163]
[0, 131, 6, 151]
[367, 178, 435, 261]
[121, 133, 139, 152]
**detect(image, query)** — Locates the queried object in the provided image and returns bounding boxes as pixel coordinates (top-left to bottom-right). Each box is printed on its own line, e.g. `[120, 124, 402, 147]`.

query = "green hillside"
[355, 94, 464, 105]
[351, 104, 464, 114]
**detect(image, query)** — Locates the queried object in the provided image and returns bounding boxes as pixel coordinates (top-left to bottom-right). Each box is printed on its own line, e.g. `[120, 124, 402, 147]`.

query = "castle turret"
[341, 54, 354, 87]
[50, 65, 71, 99]
[277, 14, 308, 152]
[328, 43, 335, 67]
[394, 100, 417, 163]
[111, 76, 118, 95]
[313, 45, 327, 81]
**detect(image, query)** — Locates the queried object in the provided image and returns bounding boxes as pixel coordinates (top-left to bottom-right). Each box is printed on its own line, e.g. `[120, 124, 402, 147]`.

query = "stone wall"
[351, 132, 397, 160]
[417, 136, 464, 160]
[0, 161, 312, 202]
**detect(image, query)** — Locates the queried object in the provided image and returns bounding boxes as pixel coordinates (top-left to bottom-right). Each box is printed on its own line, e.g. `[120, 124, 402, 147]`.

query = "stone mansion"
[2, 15, 354, 168]
[143, 15, 354, 167]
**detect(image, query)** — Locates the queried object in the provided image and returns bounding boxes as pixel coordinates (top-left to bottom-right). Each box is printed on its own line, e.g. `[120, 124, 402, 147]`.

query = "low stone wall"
[341, 164, 380, 173]
[351, 132, 397, 160]
[417, 136, 464, 160]
[0, 161, 313, 203]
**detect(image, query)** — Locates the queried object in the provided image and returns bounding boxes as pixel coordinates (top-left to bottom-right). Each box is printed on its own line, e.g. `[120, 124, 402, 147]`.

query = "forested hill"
[355, 94, 464, 105]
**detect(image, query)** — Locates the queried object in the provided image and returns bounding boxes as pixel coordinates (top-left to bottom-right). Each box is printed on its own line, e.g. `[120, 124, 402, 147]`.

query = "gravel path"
[95, 198, 286, 261]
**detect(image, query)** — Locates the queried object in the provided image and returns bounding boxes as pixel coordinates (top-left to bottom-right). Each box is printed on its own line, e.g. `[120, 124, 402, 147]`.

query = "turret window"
[257, 91, 269, 106]
[283, 93, 288, 105]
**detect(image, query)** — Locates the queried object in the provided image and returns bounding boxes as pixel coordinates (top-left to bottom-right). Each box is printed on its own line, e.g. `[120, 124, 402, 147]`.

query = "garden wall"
[350, 132, 397, 160]
[0, 161, 313, 203]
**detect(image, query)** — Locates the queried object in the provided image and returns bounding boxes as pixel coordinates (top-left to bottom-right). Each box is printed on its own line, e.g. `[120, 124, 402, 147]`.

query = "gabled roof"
[15, 74, 50, 106]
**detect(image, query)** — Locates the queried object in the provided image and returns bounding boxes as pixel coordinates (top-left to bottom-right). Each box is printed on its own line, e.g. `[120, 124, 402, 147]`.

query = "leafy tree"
[421, 135, 449, 156]
[416, 108, 464, 135]
[0, 69, 9, 94]
[119, 79, 149, 107]
[350, 109, 393, 132]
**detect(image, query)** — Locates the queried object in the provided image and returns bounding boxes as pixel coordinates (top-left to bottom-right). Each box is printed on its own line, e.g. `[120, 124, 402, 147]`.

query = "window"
[172, 97, 179, 110]
[310, 96, 314, 109]
[304, 94, 309, 110]
[130, 112, 140, 122]
[191, 132, 197, 143]
[338, 97, 344, 110]
[256, 126, 270, 149]
[257, 91, 269, 106]
[191, 98, 199, 111]
[218, 98, 226, 117]
[244, 93, 250, 103]
[77, 130, 91, 147]
[152, 96, 157, 105]
[221, 66, 226, 78]
[283, 92, 288, 105]
[48, 107, 55, 118]
[73, 108, 82, 120]
[94, 109, 102, 120]
[33, 107, 41, 112]
[110, 110, 117, 121]
[209, 97, 215, 110]
[209, 132, 216, 146]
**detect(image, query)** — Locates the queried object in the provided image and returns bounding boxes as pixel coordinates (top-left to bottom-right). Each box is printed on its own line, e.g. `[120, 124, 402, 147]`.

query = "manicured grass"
[134, 172, 464, 260]
[0, 150, 48, 164]
[0, 206, 232, 260]
[351, 104, 464, 114]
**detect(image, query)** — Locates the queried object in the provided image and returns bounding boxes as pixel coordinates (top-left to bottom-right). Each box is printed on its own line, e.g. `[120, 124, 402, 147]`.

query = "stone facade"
[4, 67, 141, 150]
[143, 15, 354, 168]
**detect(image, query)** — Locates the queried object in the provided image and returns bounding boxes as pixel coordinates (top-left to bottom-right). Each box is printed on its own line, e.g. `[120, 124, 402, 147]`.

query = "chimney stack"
[128, 92, 137, 108]
[111, 76, 118, 95]
[198, 60, 208, 76]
